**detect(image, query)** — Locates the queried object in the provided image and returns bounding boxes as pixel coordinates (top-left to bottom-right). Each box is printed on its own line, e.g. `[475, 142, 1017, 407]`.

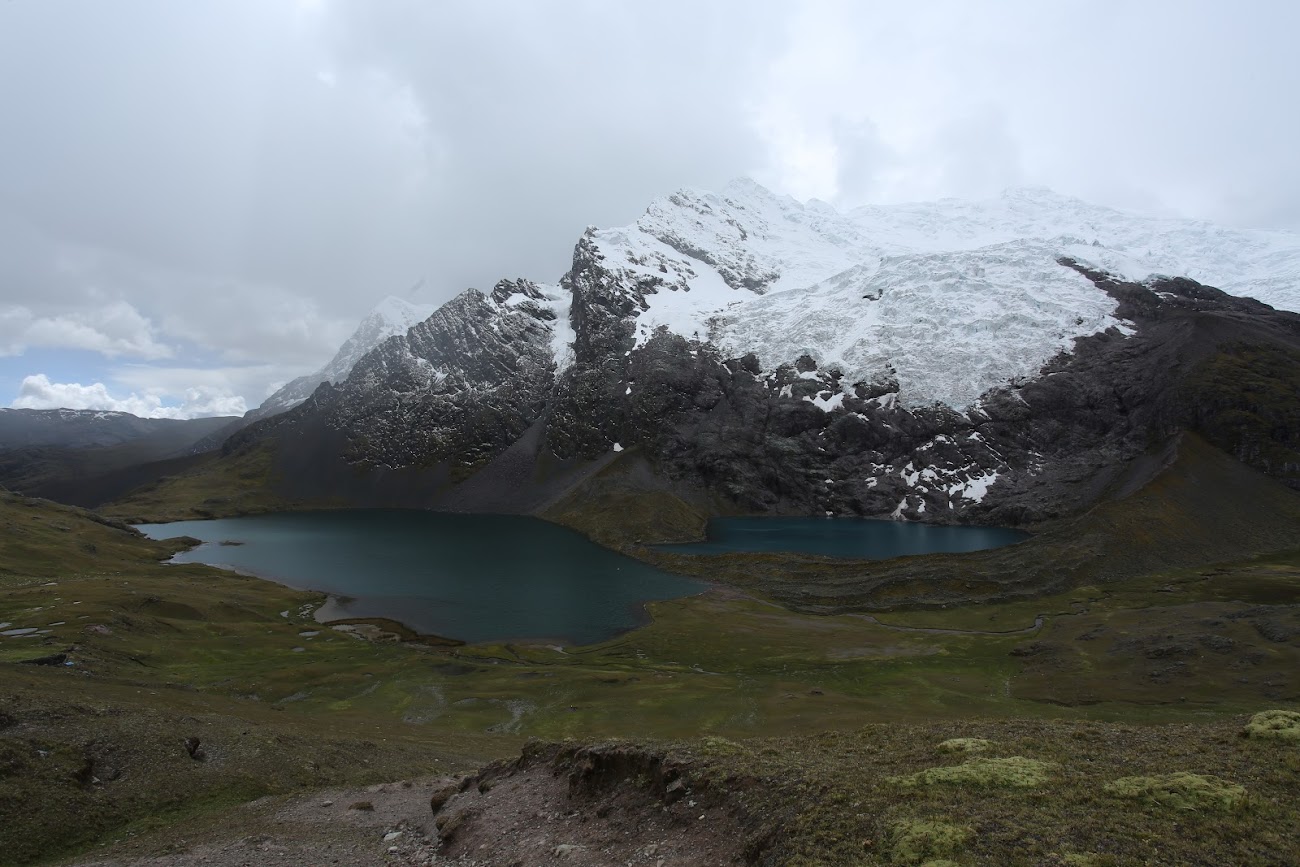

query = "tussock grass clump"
[888, 818, 971, 865]
[936, 737, 992, 754]
[698, 735, 743, 756]
[892, 756, 1053, 789]
[1243, 709, 1300, 741]
[1104, 772, 1246, 811]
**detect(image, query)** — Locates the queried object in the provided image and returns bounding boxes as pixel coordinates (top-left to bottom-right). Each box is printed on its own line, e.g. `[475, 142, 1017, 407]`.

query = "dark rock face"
[535, 257, 1300, 524]
[235, 282, 560, 477]
[227, 247, 1300, 526]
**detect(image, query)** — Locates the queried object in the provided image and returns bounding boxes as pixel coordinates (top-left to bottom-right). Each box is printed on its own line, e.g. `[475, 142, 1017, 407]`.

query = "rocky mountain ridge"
[206, 181, 1300, 526]
[250, 295, 437, 422]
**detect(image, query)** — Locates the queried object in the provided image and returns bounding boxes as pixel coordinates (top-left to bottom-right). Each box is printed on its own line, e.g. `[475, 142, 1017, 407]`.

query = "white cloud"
[1, 0, 1299, 409]
[11, 374, 245, 419]
[746, 0, 1300, 221]
[0, 213, 355, 372]
[0, 301, 172, 359]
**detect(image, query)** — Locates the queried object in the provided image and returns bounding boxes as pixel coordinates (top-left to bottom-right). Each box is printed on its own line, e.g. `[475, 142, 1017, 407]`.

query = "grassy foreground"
[2, 489, 1299, 864]
[591, 713, 1300, 865]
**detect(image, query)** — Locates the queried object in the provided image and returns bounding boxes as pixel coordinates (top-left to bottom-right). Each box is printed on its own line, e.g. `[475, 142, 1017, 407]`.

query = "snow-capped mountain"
[249, 295, 437, 421]
[589, 180, 1300, 408]
[320, 279, 568, 469]
[633, 180, 1300, 310]
[225, 180, 1300, 525]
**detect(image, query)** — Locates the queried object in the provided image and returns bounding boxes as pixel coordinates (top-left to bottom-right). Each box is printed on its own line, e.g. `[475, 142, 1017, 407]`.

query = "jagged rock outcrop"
[252, 295, 437, 422]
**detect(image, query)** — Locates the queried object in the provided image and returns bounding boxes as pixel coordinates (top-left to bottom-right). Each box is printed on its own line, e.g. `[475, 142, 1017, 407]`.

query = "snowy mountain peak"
[721, 176, 773, 197]
[997, 184, 1079, 203]
[249, 293, 437, 419]
[367, 295, 437, 333]
[321, 296, 437, 385]
[586, 180, 1300, 409]
[253, 180, 1300, 428]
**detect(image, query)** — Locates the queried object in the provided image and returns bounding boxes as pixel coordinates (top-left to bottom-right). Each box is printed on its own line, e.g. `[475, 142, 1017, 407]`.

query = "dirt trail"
[66, 746, 755, 867]
[70, 777, 452, 867]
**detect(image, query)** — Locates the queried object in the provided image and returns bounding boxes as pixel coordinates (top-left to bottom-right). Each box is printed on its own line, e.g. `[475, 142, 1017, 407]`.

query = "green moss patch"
[1104, 772, 1246, 811]
[889, 818, 971, 865]
[936, 737, 992, 754]
[892, 756, 1053, 789]
[698, 735, 744, 756]
[1243, 709, 1300, 741]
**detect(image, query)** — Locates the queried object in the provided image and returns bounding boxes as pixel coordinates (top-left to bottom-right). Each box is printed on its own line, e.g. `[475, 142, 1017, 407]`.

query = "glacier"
[585, 179, 1300, 408]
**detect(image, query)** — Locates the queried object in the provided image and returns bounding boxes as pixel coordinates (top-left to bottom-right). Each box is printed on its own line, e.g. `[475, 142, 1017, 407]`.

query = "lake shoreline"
[134, 510, 710, 646]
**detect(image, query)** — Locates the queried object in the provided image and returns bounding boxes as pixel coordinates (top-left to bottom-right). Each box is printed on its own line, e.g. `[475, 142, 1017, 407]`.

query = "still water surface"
[136, 510, 706, 645]
[656, 516, 1028, 558]
[136, 511, 1027, 644]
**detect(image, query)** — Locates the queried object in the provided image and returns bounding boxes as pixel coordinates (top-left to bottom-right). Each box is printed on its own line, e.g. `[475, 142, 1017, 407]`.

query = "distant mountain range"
[0, 408, 235, 506]
[0, 407, 233, 451]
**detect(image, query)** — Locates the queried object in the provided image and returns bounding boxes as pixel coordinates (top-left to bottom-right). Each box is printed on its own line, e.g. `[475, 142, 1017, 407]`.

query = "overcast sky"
[1, 0, 1298, 418]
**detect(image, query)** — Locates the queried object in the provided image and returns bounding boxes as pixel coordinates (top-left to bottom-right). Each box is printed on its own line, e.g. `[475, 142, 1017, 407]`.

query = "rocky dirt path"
[70, 776, 453, 867]
[65, 745, 753, 867]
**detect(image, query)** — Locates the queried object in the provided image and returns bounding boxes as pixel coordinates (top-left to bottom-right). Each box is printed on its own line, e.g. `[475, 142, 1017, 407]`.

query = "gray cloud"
[1, 0, 1297, 416]
[0, 300, 171, 360]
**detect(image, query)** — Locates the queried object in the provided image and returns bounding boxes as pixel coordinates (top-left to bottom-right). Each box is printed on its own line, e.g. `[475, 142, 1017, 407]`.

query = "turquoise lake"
[656, 516, 1028, 558]
[136, 511, 1027, 645]
[136, 510, 707, 646]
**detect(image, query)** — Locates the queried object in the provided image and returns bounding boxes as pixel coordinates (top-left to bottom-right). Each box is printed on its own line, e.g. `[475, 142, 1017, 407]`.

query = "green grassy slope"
[4, 445, 1300, 864]
[0, 494, 501, 865]
[100, 442, 308, 523]
[598, 714, 1300, 865]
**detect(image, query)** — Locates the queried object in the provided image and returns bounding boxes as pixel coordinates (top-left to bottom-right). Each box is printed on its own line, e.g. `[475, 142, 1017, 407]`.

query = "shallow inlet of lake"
[655, 516, 1029, 558]
[136, 511, 1028, 645]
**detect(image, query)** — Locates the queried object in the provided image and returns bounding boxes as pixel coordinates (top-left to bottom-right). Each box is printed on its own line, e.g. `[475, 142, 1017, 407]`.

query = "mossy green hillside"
[5, 492, 1299, 743]
[100, 442, 308, 524]
[0, 669, 498, 867]
[638, 716, 1300, 865]
[4, 490, 1300, 864]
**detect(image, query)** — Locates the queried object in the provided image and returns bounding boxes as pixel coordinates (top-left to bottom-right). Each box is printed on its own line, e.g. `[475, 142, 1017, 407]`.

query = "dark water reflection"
[136, 510, 706, 645]
[656, 516, 1028, 558]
